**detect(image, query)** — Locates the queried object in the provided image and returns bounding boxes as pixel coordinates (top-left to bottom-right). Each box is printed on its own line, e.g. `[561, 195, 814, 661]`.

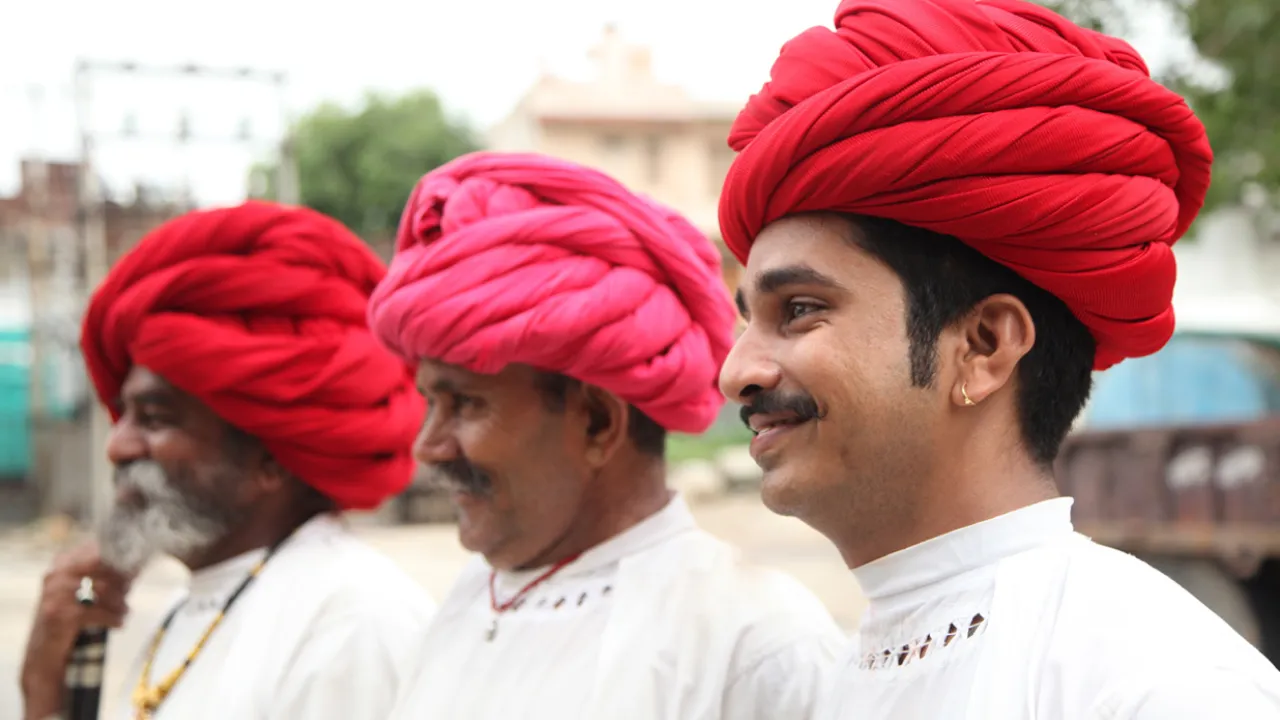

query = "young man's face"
[720, 213, 945, 547]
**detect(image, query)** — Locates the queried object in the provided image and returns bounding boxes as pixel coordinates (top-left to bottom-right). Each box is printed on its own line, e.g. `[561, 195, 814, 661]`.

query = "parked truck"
[1058, 329, 1280, 666]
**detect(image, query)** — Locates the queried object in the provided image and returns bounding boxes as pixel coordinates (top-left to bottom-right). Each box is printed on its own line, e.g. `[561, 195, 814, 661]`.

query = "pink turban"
[82, 201, 425, 510]
[719, 0, 1213, 370]
[368, 152, 736, 434]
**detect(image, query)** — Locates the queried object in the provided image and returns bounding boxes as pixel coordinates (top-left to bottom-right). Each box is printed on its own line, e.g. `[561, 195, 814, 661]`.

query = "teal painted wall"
[0, 327, 78, 481]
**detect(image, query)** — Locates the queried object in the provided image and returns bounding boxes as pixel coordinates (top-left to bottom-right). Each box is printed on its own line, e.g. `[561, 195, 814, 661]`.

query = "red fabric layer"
[719, 0, 1213, 370]
[81, 201, 424, 510]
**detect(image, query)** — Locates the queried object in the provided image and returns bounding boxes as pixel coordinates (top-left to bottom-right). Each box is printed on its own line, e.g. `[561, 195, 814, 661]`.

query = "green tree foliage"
[1041, 0, 1280, 211]
[253, 90, 478, 245]
[1168, 1, 1280, 209]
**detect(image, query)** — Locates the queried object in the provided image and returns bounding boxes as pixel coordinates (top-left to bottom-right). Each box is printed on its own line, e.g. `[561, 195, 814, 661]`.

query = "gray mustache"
[113, 460, 171, 500]
[427, 457, 493, 495]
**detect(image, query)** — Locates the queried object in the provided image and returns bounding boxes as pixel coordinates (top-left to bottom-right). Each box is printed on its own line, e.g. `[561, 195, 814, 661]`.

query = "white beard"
[96, 460, 234, 574]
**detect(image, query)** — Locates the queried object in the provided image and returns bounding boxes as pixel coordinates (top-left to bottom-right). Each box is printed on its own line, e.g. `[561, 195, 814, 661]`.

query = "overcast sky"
[0, 0, 1188, 204]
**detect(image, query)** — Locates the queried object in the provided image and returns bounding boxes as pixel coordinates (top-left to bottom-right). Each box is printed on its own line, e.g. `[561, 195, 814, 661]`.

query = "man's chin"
[98, 507, 226, 574]
[759, 467, 810, 518]
[453, 496, 498, 553]
[96, 534, 156, 575]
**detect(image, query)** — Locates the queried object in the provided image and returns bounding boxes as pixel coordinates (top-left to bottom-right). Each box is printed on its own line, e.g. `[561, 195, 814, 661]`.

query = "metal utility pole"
[25, 89, 51, 426]
[72, 63, 114, 528]
[24, 88, 52, 509]
[72, 59, 294, 525]
[273, 76, 301, 205]
[77, 59, 297, 202]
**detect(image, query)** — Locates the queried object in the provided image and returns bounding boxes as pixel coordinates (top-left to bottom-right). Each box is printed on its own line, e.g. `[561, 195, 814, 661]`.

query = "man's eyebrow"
[736, 264, 847, 316]
[124, 386, 172, 404]
[756, 265, 846, 295]
[118, 389, 176, 410]
[426, 378, 461, 395]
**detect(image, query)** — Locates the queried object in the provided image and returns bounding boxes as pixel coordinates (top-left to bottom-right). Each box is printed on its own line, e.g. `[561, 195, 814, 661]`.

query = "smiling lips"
[747, 411, 812, 462]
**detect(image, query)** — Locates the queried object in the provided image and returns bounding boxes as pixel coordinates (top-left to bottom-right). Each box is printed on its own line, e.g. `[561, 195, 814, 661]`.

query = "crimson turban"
[367, 151, 737, 434]
[81, 201, 425, 510]
[719, 0, 1213, 370]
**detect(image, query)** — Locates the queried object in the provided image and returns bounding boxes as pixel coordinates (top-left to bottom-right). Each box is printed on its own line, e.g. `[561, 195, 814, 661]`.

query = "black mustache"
[430, 456, 494, 495]
[740, 390, 824, 431]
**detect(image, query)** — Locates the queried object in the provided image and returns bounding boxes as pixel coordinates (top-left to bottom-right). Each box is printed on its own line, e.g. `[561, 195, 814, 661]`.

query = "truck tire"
[1141, 554, 1263, 649]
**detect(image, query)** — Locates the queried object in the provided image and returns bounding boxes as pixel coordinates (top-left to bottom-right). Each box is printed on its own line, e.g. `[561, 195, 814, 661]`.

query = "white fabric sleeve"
[721, 629, 846, 720]
[1127, 667, 1280, 720]
[267, 605, 428, 720]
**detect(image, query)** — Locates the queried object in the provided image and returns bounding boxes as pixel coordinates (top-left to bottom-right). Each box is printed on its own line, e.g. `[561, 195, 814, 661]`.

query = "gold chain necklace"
[130, 536, 290, 720]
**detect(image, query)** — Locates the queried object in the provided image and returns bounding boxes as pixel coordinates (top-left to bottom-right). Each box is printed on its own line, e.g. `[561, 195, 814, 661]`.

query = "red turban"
[368, 152, 737, 434]
[719, 0, 1213, 370]
[81, 201, 425, 510]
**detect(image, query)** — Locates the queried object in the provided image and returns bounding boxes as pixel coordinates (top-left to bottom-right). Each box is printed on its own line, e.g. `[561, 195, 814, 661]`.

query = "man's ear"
[947, 293, 1035, 407]
[229, 430, 286, 494]
[577, 384, 631, 469]
[256, 456, 291, 493]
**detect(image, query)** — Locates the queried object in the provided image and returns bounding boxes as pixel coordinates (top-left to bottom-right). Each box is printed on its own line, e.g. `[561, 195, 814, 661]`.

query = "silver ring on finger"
[75, 576, 97, 606]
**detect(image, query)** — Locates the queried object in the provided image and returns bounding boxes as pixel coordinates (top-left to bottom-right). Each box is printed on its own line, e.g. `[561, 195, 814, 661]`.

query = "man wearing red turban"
[20, 201, 434, 720]
[369, 151, 843, 719]
[718, 0, 1280, 718]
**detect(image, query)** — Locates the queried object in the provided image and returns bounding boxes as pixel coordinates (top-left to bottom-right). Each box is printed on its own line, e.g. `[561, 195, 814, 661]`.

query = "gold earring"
[961, 383, 976, 407]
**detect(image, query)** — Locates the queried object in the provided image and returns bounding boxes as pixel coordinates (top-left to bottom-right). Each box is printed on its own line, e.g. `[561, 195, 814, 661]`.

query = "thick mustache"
[429, 457, 494, 495]
[113, 460, 167, 494]
[739, 390, 824, 430]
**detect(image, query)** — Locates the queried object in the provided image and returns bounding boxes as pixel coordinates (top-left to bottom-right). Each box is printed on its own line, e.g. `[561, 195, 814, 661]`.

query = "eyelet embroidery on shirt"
[186, 598, 221, 613]
[506, 585, 613, 614]
[859, 612, 988, 670]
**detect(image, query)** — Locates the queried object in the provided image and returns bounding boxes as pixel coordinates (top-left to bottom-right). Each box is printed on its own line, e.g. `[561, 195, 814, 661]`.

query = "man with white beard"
[19, 201, 434, 720]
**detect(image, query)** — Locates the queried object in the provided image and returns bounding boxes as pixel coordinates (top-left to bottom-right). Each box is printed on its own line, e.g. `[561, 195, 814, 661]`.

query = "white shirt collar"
[852, 497, 1075, 600]
[494, 493, 696, 588]
[186, 512, 344, 600]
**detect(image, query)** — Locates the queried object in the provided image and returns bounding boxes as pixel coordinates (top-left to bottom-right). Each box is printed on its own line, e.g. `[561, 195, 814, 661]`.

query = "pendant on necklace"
[485, 617, 498, 642]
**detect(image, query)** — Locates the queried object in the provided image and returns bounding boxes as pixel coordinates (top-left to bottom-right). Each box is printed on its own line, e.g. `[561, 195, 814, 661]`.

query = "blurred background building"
[489, 26, 742, 290]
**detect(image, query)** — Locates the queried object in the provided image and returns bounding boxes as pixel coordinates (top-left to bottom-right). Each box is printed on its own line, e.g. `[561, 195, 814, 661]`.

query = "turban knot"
[719, 0, 1214, 370]
[368, 152, 737, 434]
[81, 201, 425, 510]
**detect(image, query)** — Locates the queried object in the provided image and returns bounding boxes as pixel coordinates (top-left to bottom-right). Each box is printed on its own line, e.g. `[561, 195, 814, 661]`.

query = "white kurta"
[393, 495, 845, 719]
[110, 513, 437, 720]
[819, 498, 1280, 719]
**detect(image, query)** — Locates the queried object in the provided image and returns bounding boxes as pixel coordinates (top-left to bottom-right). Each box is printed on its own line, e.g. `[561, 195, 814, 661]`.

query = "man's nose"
[412, 412, 459, 466]
[719, 329, 782, 403]
[105, 419, 148, 467]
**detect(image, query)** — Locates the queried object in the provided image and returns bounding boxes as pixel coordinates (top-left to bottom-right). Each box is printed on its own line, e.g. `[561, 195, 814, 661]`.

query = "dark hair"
[222, 423, 260, 467]
[533, 372, 667, 458]
[223, 422, 337, 513]
[846, 215, 1095, 466]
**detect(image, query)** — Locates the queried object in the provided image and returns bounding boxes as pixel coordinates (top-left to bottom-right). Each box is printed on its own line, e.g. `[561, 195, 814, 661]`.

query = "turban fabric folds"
[81, 201, 424, 510]
[718, 0, 1214, 370]
[368, 152, 737, 434]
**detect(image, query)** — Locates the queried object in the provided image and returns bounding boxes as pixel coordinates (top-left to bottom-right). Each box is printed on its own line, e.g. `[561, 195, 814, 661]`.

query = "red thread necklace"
[486, 554, 581, 642]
